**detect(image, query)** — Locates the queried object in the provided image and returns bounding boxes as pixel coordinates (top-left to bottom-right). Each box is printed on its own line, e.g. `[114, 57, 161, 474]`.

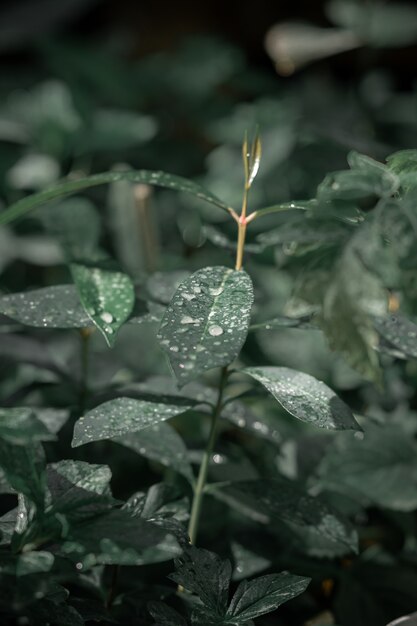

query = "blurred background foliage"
[1, 1, 417, 625]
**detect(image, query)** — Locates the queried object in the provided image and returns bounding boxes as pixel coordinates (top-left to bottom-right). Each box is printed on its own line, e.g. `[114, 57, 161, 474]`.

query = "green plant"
[1, 126, 417, 626]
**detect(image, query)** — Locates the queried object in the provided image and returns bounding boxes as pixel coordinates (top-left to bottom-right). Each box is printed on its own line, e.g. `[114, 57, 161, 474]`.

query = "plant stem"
[187, 367, 228, 545]
[235, 185, 249, 271]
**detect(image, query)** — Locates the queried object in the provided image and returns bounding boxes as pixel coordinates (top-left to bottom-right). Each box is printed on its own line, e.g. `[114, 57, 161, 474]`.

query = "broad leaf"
[157, 266, 253, 385]
[70, 262, 135, 345]
[0, 285, 92, 328]
[242, 366, 359, 430]
[169, 546, 232, 618]
[213, 478, 358, 554]
[72, 397, 194, 447]
[114, 422, 194, 483]
[226, 572, 310, 622]
[0, 170, 230, 226]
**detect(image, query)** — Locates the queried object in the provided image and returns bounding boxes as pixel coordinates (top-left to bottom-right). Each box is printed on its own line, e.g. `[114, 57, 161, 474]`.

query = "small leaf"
[114, 422, 194, 483]
[169, 546, 232, 618]
[72, 397, 194, 447]
[375, 313, 417, 359]
[242, 366, 359, 430]
[70, 262, 135, 345]
[0, 285, 92, 328]
[226, 572, 310, 622]
[157, 266, 253, 385]
[0, 170, 230, 226]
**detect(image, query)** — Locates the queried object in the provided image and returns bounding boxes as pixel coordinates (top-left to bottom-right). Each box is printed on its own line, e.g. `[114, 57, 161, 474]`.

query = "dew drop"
[100, 311, 114, 324]
[209, 325, 223, 336]
[209, 286, 224, 297]
[76, 562, 83, 570]
[181, 315, 198, 324]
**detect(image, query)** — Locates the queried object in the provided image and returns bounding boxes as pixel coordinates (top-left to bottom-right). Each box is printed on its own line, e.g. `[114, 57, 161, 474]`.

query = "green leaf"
[316, 424, 417, 511]
[72, 397, 194, 447]
[242, 366, 359, 430]
[46, 460, 114, 520]
[0, 285, 92, 328]
[61, 509, 181, 567]
[213, 478, 358, 554]
[114, 422, 194, 483]
[225, 572, 310, 622]
[318, 168, 398, 202]
[0, 441, 45, 509]
[0, 170, 230, 226]
[374, 314, 417, 359]
[0, 408, 55, 444]
[70, 262, 135, 345]
[157, 266, 253, 385]
[169, 546, 232, 618]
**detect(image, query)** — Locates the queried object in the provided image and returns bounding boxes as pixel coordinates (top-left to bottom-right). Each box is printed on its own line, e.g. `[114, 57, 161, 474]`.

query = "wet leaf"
[226, 572, 310, 622]
[242, 366, 359, 430]
[169, 546, 232, 617]
[72, 397, 194, 447]
[70, 262, 135, 345]
[374, 313, 417, 359]
[157, 266, 253, 385]
[0, 170, 230, 226]
[0, 285, 92, 328]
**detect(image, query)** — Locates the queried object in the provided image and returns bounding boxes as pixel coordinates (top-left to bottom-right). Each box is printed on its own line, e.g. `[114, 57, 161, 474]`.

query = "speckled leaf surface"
[0, 170, 229, 226]
[70, 263, 135, 345]
[243, 366, 359, 430]
[375, 314, 417, 359]
[72, 397, 194, 447]
[0, 285, 92, 328]
[226, 572, 310, 623]
[157, 266, 254, 385]
[114, 422, 194, 483]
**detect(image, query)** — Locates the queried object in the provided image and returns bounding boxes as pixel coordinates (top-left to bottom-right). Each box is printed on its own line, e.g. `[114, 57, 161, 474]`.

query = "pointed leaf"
[243, 366, 359, 430]
[226, 572, 310, 622]
[70, 262, 135, 345]
[0, 170, 230, 226]
[0, 285, 92, 328]
[157, 266, 253, 385]
[169, 546, 232, 618]
[72, 397, 194, 447]
[114, 422, 194, 483]
[0, 441, 45, 508]
[374, 313, 417, 359]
